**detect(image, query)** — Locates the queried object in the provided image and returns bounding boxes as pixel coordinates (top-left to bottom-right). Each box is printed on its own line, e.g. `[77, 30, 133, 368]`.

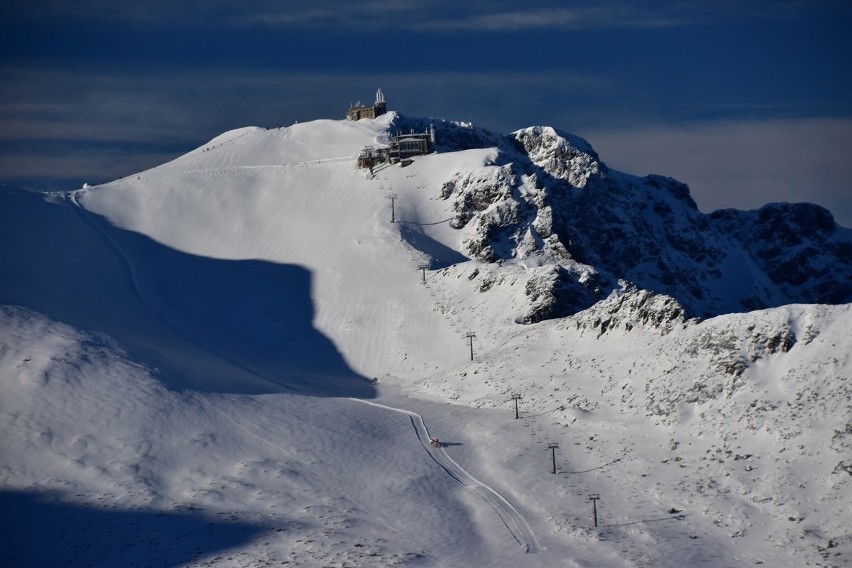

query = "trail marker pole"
[418, 263, 429, 283]
[548, 442, 559, 474]
[511, 393, 522, 419]
[386, 194, 398, 223]
[464, 332, 476, 361]
[589, 494, 601, 527]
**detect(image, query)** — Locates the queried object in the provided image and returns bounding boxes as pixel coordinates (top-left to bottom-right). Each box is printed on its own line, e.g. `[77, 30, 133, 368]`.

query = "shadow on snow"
[0, 189, 375, 398]
[0, 490, 267, 567]
[398, 222, 468, 270]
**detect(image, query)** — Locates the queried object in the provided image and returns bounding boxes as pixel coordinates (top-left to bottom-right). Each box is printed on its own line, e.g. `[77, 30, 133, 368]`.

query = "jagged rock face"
[523, 264, 605, 323]
[545, 173, 723, 313]
[711, 203, 852, 306]
[441, 164, 527, 261]
[513, 126, 602, 188]
[439, 123, 852, 321]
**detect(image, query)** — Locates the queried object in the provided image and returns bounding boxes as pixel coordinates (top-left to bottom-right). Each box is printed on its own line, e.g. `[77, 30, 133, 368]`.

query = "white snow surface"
[1, 115, 850, 567]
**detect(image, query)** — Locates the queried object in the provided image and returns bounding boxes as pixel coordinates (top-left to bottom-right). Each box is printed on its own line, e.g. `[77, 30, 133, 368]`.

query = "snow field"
[1, 115, 849, 566]
[0, 307, 526, 566]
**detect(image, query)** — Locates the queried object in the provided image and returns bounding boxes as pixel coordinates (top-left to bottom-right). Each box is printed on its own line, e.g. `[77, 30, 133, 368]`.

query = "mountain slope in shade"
[1, 111, 849, 567]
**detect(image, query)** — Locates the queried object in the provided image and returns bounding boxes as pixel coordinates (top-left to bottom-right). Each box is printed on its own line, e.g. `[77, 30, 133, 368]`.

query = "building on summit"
[357, 126, 436, 170]
[350, 89, 437, 171]
[347, 88, 387, 121]
[389, 127, 435, 159]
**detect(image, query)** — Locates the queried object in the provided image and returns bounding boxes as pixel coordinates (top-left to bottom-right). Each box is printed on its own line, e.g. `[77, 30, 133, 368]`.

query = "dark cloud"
[0, 65, 598, 188]
[5, 0, 836, 31]
[1, 1, 849, 225]
[3, 62, 849, 228]
[0, 65, 608, 143]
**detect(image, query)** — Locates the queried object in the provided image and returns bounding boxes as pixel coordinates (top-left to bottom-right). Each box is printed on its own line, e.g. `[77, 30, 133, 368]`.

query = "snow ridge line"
[350, 398, 541, 553]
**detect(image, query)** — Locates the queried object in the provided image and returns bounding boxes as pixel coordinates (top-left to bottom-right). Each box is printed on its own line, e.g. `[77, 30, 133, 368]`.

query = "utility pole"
[589, 494, 601, 527]
[464, 332, 476, 361]
[547, 442, 559, 474]
[418, 263, 429, 283]
[386, 193, 398, 223]
[511, 393, 522, 419]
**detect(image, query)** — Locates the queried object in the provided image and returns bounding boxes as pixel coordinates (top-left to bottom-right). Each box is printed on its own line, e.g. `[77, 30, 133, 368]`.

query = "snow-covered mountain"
[1, 110, 849, 567]
[427, 121, 851, 320]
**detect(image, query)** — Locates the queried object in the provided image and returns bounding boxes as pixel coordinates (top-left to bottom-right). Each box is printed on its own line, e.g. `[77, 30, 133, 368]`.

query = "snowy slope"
[1, 113, 849, 567]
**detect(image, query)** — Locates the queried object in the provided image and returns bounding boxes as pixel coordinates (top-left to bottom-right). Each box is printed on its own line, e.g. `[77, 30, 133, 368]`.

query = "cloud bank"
[5, 0, 824, 31]
[587, 119, 852, 227]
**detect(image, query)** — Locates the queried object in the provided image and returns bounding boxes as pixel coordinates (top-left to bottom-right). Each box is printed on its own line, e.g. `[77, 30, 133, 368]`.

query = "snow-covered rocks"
[572, 284, 690, 336]
[512, 125, 602, 188]
[434, 121, 851, 320]
[2, 111, 850, 567]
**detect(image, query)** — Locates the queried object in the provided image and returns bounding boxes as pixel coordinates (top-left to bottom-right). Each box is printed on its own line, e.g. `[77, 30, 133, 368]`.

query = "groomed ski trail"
[352, 398, 541, 554]
[70, 188, 540, 554]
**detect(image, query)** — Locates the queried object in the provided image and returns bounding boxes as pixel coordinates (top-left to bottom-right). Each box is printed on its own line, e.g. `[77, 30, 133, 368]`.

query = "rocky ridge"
[430, 122, 851, 323]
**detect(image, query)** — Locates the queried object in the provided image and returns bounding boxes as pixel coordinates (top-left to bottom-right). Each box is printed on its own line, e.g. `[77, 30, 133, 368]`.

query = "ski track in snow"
[70, 190, 540, 555]
[140, 157, 358, 182]
[5, 117, 849, 567]
[352, 398, 541, 554]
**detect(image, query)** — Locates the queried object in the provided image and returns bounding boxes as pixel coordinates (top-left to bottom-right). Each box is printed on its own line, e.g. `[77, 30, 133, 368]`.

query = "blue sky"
[2, 0, 851, 225]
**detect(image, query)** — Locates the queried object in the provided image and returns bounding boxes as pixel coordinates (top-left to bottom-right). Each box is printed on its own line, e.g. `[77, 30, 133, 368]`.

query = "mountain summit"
[1, 110, 849, 567]
[399, 118, 851, 321]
